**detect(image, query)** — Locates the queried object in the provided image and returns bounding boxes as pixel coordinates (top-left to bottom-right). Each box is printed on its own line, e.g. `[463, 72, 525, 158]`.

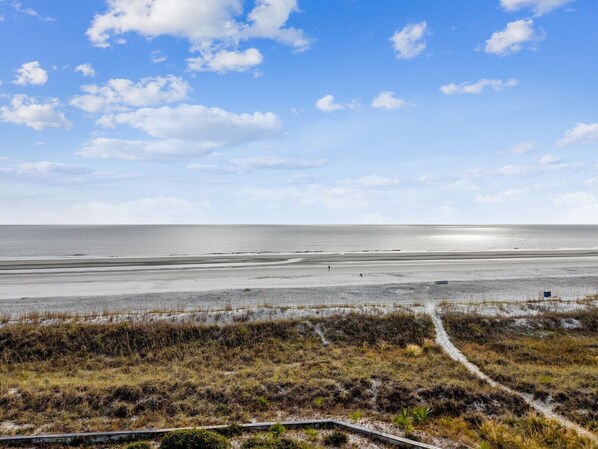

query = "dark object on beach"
[328, 265, 330, 271]
[544, 291, 552, 298]
[160, 429, 229, 449]
[359, 273, 363, 277]
[434, 280, 449, 285]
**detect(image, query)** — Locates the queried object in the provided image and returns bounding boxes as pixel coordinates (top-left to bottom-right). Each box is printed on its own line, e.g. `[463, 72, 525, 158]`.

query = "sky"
[0, 0, 597, 224]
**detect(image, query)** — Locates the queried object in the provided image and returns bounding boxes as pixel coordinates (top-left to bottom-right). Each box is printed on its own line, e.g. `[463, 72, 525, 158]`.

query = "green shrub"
[269, 422, 286, 438]
[313, 396, 325, 408]
[411, 406, 432, 424]
[323, 430, 348, 447]
[349, 411, 362, 422]
[160, 429, 229, 449]
[255, 396, 270, 409]
[124, 441, 152, 449]
[392, 409, 414, 436]
[215, 423, 243, 437]
[303, 429, 318, 441]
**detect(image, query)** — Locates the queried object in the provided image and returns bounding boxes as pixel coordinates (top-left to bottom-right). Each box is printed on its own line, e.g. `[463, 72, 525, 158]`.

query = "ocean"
[1, 225, 597, 260]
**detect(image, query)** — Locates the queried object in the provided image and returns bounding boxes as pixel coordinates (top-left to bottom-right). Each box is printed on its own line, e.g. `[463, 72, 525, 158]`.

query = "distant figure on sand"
[328, 265, 330, 271]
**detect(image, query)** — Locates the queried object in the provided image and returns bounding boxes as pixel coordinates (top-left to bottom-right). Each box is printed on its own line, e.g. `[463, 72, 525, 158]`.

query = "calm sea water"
[0, 225, 597, 260]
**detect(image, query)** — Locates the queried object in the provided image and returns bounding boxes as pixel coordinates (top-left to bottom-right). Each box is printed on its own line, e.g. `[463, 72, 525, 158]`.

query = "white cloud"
[500, 0, 572, 16]
[0, 161, 89, 177]
[557, 123, 598, 146]
[0, 197, 208, 225]
[315, 94, 358, 113]
[440, 78, 518, 95]
[70, 75, 189, 113]
[552, 191, 598, 223]
[86, 0, 310, 71]
[0, 95, 72, 131]
[0, 160, 124, 184]
[476, 189, 526, 203]
[189, 156, 327, 174]
[371, 91, 406, 109]
[539, 153, 560, 165]
[240, 184, 370, 209]
[12, 1, 54, 21]
[390, 21, 427, 60]
[77, 138, 216, 161]
[74, 63, 95, 77]
[79, 104, 281, 160]
[352, 175, 402, 188]
[13, 61, 48, 85]
[496, 164, 532, 176]
[508, 141, 535, 154]
[151, 50, 167, 63]
[187, 48, 263, 73]
[485, 20, 541, 56]
[101, 104, 281, 141]
[286, 173, 321, 184]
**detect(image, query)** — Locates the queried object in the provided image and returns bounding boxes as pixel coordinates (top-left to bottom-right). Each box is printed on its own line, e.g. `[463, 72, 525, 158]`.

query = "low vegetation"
[0, 309, 595, 448]
[160, 429, 229, 449]
[443, 307, 598, 433]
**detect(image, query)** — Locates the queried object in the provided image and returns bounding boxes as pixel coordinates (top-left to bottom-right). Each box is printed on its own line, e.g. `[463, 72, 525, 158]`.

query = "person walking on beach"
[328, 265, 330, 271]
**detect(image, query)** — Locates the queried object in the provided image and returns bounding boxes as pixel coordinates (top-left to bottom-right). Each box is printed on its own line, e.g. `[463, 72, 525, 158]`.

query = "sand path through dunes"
[425, 305, 598, 443]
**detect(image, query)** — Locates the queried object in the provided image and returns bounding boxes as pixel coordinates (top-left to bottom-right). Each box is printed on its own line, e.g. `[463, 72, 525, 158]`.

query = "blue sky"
[0, 0, 597, 224]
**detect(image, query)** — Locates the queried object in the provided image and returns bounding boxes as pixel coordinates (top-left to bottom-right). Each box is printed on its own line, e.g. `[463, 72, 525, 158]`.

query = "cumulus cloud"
[70, 75, 189, 113]
[539, 153, 561, 165]
[74, 63, 95, 77]
[0, 95, 72, 130]
[13, 61, 48, 85]
[508, 141, 535, 154]
[86, 0, 310, 72]
[485, 20, 541, 55]
[100, 104, 281, 141]
[500, 0, 572, 15]
[187, 48, 263, 73]
[315, 94, 358, 113]
[440, 78, 518, 95]
[371, 91, 406, 109]
[557, 123, 598, 146]
[79, 104, 281, 160]
[390, 21, 427, 60]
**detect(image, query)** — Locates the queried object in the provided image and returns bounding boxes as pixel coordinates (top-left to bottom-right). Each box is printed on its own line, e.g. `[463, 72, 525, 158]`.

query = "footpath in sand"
[425, 304, 598, 444]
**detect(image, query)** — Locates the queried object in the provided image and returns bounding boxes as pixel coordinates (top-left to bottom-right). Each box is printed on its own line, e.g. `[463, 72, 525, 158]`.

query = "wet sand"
[1, 250, 597, 314]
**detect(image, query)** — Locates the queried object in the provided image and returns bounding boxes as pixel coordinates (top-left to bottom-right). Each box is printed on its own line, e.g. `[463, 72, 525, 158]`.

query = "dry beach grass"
[0, 309, 596, 448]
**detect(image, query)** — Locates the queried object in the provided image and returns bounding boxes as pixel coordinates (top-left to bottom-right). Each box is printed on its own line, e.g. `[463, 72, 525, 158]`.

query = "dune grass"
[0, 310, 595, 448]
[443, 308, 598, 433]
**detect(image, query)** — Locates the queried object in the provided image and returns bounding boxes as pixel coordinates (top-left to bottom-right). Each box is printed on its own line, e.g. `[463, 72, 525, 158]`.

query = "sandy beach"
[1, 249, 597, 315]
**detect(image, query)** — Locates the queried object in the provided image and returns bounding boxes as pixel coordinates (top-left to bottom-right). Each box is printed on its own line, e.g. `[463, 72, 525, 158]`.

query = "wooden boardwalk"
[0, 419, 442, 448]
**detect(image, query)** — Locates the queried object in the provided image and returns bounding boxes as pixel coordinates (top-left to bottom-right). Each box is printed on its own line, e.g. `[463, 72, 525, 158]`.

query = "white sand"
[0, 250, 597, 314]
